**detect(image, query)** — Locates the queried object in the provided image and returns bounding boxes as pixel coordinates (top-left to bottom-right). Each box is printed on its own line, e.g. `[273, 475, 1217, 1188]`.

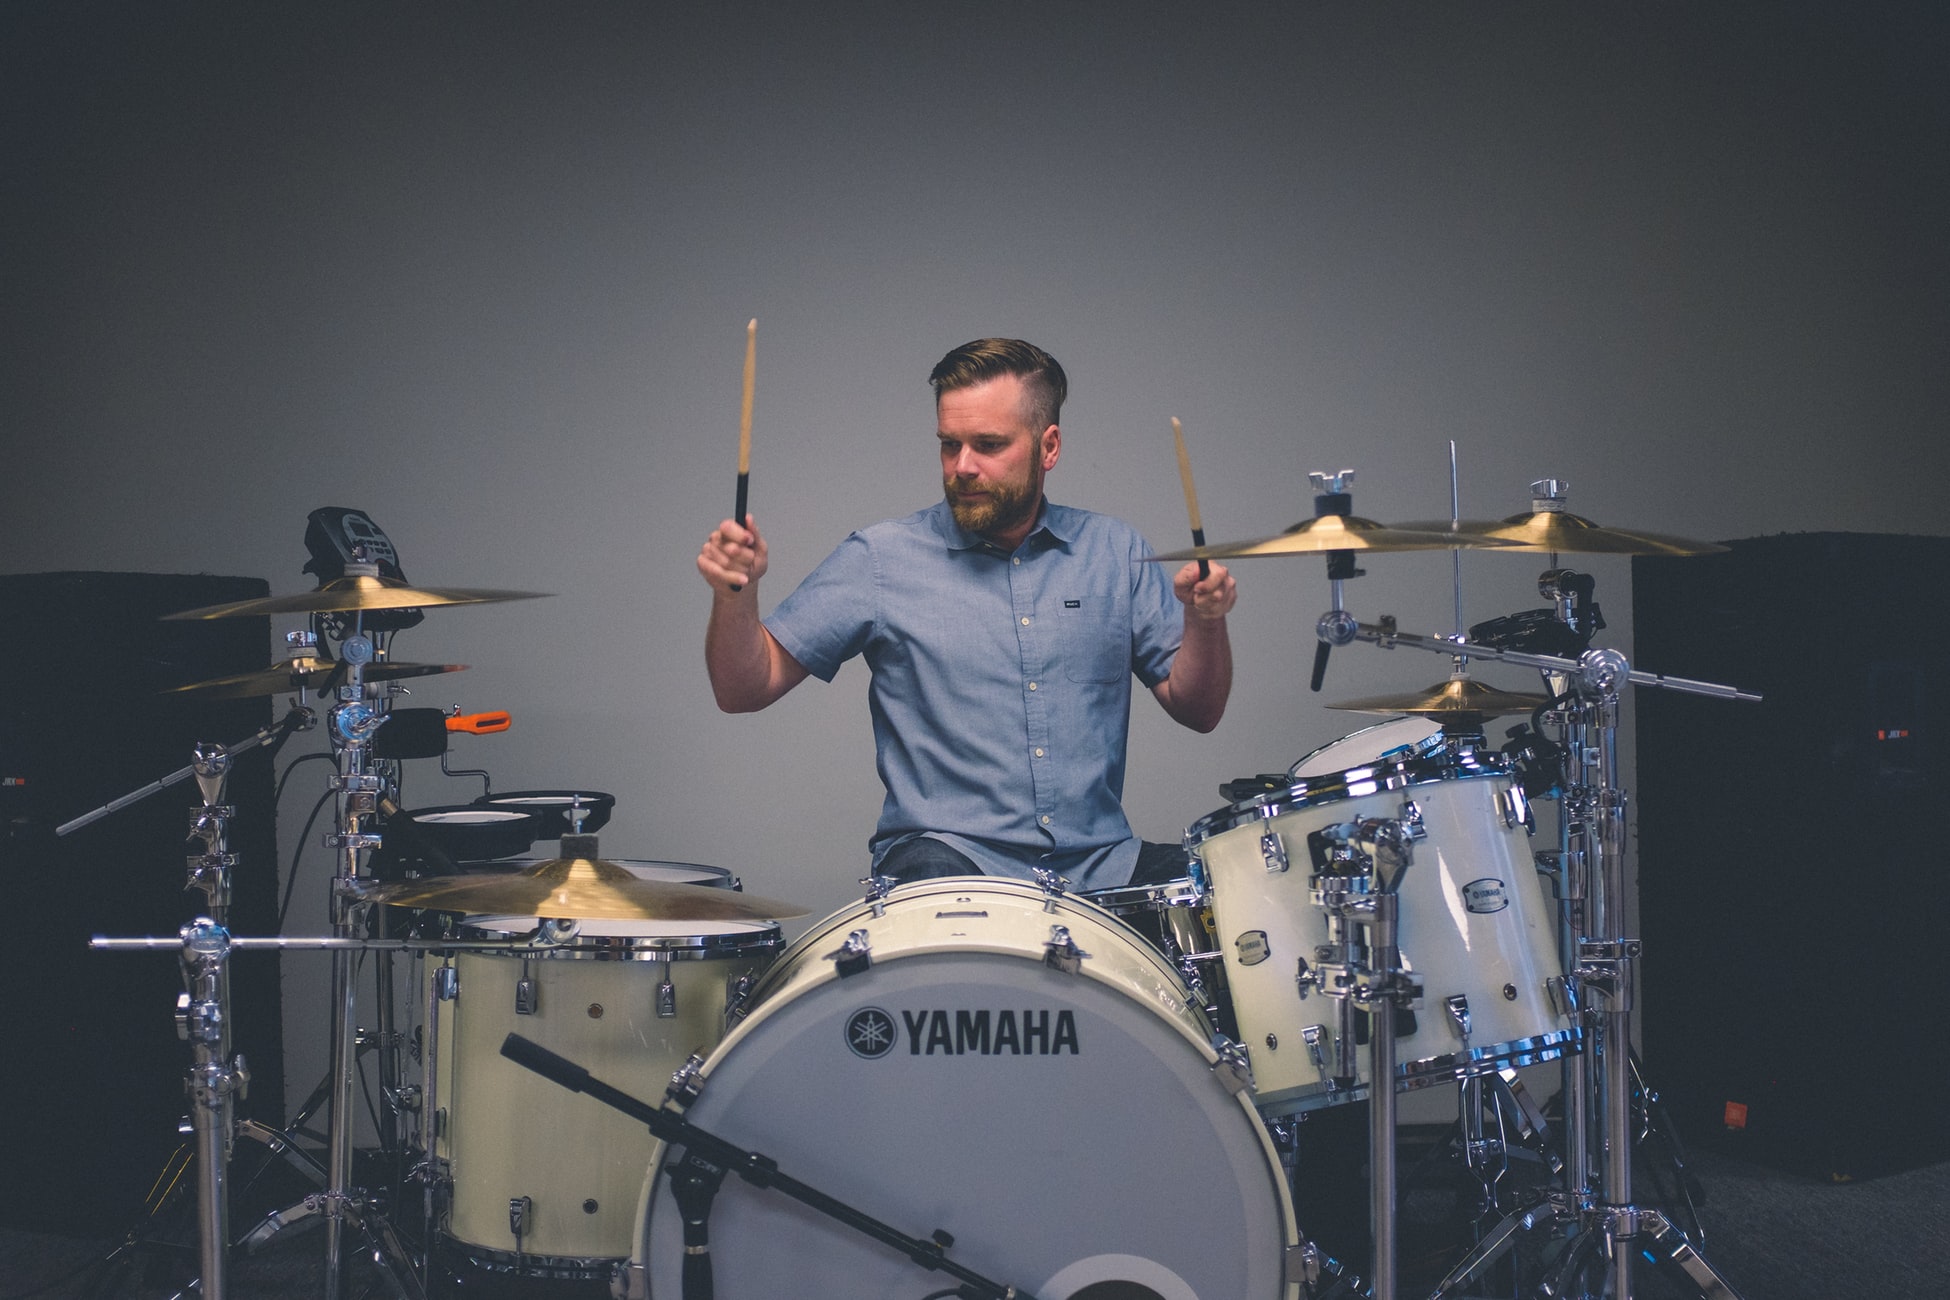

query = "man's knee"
[1131, 839, 1192, 885]
[876, 837, 982, 883]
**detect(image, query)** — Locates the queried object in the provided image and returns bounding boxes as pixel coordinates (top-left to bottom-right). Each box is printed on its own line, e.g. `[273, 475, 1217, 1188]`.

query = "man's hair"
[929, 338, 1067, 431]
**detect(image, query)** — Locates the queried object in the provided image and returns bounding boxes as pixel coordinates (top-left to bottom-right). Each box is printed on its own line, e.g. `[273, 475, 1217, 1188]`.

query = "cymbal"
[162, 574, 550, 620]
[1326, 676, 1548, 720]
[1152, 513, 1522, 561]
[1392, 513, 1726, 556]
[366, 839, 808, 922]
[163, 655, 466, 698]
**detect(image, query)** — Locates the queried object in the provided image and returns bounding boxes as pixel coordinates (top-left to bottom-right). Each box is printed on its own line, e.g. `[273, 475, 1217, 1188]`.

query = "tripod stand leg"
[1642, 1208, 1747, 1300]
[1426, 1199, 1548, 1300]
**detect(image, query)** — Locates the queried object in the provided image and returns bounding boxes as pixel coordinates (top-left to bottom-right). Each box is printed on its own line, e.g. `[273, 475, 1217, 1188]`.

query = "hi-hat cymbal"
[1152, 513, 1522, 561]
[162, 574, 550, 620]
[366, 839, 808, 922]
[163, 655, 467, 699]
[1326, 676, 1548, 720]
[1392, 513, 1726, 556]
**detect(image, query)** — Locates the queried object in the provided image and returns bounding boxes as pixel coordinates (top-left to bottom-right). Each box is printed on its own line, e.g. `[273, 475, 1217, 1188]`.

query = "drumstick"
[1172, 417, 1210, 580]
[730, 318, 756, 592]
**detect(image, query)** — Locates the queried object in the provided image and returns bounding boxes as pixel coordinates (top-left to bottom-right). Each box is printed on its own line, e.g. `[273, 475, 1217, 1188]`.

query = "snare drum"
[425, 863, 781, 1278]
[620, 878, 1301, 1300]
[1083, 876, 1236, 1040]
[1190, 719, 1575, 1116]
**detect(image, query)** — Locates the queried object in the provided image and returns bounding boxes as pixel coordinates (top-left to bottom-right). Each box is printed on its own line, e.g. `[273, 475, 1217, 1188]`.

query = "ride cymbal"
[163, 655, 466, 698]
[367, 838, 808, 922]
[1326, 676, 1548, 720]
[1151, 513, 1522, 561]
[162, 573, 549, 620]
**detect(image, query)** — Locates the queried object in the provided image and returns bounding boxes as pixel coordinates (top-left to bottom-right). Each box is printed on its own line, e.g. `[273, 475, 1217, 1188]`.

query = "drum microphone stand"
[498, 1032, 1042, 1300]
[1340, 618, 1751, 1300]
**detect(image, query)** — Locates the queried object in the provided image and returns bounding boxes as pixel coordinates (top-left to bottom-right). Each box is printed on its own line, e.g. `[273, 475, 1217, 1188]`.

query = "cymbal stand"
[317, 619, 423, 1300]
[58, 711, 311, 1300]
[1303, 816, 1423, 1300]
[1344, 619, 1752, 1299]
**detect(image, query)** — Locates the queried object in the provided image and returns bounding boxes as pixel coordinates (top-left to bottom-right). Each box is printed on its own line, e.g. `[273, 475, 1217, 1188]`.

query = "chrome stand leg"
[178, 920, 247, 1300]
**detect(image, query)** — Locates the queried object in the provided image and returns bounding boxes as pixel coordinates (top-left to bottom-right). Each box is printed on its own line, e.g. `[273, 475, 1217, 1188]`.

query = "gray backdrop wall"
[6, 2, 1945, 1124]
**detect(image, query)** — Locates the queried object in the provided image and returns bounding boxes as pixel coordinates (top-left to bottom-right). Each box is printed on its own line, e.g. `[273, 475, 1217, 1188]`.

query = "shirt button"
[1041, 815, 1051, 825]
[1028, 682, 1038, 691]
[1013, 557, 1021, 565]
[1035, 748, 1045, 757]
[1020, 616, 1030, 626]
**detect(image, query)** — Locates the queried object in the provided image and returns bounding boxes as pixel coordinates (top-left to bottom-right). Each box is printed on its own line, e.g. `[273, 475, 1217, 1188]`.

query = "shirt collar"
[938, 498, 1077, 554]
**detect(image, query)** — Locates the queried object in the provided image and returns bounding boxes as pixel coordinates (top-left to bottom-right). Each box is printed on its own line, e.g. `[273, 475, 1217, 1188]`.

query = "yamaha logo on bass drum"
[845, 1006, 1082, 1059]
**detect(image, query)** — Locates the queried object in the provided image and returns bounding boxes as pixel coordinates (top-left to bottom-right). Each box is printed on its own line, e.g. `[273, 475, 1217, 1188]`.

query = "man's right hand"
[698, 515, 768, 595]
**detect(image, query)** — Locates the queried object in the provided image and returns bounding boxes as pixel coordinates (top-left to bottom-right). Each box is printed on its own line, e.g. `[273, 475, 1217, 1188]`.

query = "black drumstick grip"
[729, 473, 752, 592]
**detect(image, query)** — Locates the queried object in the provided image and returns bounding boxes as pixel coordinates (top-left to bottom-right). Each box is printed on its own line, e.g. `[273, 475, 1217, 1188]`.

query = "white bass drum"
[622, 877, 1302, 1299]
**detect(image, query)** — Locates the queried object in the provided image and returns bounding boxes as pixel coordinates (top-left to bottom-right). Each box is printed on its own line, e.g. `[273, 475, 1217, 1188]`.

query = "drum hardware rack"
[1342, 616, 1754, 1300]
[1300, 815, 1425, 1300]
[59, 706, 315, 1299]
[498, 1030, 1042, 1300]
[76, 598, 523, 1300]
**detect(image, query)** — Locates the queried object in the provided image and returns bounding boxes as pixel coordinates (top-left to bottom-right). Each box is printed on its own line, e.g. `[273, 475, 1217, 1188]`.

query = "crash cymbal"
[366, 837, 808, 922]
[1151, 513, 1522, 561]
[162, 573, 549, 620]
[1395, 477, 1725, 555]
[1326, 676, 1548, 720]
[1392, 514, 1726, 556]
[163, 654, 466, 698]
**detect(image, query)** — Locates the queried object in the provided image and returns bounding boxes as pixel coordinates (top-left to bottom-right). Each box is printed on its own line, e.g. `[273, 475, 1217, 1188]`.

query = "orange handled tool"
[446, 710, 511, 735]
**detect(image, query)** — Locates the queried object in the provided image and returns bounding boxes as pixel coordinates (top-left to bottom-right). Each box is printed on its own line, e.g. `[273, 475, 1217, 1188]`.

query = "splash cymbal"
[1151, 513, 1522, 561]
[1326, 676, 1548, 720]
[1392, 513, 1726, 556]
[163, 655, 466, 698]
[366, 837, 808, 922]
[162, 574, 549, 620]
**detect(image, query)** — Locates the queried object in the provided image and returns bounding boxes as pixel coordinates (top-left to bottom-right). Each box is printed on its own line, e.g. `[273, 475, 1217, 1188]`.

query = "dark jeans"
[875, 836, 1191, 886]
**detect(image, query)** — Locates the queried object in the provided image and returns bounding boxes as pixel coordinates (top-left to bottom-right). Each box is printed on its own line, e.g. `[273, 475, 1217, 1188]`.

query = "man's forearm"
[1159, 616, 1232, 732]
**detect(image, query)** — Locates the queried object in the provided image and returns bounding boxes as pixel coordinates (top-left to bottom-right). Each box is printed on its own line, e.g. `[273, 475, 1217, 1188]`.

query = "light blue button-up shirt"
[765, 500, 1183, 890]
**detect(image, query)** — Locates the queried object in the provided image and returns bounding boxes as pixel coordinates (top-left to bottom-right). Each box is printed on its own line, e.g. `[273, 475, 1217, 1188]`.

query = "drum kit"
[75, 478, 1759, 1300]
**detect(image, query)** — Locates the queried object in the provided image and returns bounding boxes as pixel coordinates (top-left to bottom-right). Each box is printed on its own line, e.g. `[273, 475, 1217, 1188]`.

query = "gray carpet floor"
[1, 1142, 1945, 1299]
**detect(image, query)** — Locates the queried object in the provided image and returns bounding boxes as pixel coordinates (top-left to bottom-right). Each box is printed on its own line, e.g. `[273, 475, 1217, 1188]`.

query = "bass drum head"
[636, 881, 1297, 1299]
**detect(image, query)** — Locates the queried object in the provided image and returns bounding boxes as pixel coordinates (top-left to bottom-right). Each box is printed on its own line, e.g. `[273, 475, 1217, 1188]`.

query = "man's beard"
[945, 462, 1042, 537]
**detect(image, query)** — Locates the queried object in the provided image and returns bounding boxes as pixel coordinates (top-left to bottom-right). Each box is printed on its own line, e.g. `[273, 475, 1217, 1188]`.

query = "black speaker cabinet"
[1634, 533, 1950, 1179]
[0, 572, 283, 1231]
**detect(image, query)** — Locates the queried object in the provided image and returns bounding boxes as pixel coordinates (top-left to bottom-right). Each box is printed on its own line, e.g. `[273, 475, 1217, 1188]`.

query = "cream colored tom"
[425, 861, 781, 1278]
[1189, 719, 1577, 1117]
[620, 877, 1303, 1300]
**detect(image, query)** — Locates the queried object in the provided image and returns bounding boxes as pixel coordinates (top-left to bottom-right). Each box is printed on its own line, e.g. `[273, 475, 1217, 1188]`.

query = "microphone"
[1310, 640, 1332, 692]
[500, 1032, 593, 1094]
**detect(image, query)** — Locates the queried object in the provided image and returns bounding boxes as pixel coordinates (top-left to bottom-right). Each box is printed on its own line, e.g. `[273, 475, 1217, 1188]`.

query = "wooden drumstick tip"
[737, 318, 757, 477]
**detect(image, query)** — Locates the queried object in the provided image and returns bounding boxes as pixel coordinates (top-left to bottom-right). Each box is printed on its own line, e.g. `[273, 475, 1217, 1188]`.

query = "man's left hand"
[1172, 562, 1236, 622]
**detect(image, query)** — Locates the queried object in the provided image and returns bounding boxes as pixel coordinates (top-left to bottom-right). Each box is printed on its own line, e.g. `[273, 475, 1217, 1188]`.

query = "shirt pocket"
[1055, 596, 1129, 683]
